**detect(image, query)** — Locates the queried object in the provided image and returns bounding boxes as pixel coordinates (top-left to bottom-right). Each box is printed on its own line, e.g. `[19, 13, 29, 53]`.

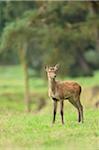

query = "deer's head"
[45, 64, 59, 79]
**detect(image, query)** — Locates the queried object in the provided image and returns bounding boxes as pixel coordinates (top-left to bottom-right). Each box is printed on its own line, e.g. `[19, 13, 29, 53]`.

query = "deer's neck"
[48, 78, 56, 95]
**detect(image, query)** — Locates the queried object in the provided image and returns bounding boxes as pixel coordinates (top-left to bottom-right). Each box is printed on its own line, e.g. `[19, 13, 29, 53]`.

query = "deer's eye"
[50, 67, 54, 70]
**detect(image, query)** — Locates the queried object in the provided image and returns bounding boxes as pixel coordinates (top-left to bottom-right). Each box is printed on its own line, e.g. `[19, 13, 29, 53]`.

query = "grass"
[0, 65, 99, 149]
[0, 107, 99, 150]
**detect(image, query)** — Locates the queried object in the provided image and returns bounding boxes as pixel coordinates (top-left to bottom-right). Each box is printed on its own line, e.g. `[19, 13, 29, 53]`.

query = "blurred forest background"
[0, 1, 99, 112]
[0, 1, 99, 149]
[0, 1, 99, 111]
[0, 1, 99, 76]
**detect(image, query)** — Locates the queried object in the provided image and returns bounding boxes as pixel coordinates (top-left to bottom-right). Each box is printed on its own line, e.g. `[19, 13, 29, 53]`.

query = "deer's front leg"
[52, 98, 57, 124]
[60, 100, 64, 124]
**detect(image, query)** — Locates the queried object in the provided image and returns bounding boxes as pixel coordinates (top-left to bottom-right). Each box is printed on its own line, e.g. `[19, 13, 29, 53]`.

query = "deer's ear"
[45, 66, 48, 71]
[55, 64, 59, 70]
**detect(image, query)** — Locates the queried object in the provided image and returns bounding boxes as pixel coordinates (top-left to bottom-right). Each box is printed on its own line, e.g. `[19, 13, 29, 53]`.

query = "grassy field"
[0, 66, 99, 150]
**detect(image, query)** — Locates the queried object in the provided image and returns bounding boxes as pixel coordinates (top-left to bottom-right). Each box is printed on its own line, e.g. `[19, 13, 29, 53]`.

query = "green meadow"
[0, 66, 99, 150]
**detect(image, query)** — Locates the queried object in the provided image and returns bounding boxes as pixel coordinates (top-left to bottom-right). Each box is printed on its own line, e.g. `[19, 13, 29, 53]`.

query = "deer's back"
[55, 81, 81, 99]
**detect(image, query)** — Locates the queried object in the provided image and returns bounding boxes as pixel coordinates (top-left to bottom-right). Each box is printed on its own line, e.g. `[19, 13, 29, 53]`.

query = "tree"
[1, 1, 99, 77]
[35, 1, 93, 76]
[88, 2, 99, 54]
[0, 10, 41, 112]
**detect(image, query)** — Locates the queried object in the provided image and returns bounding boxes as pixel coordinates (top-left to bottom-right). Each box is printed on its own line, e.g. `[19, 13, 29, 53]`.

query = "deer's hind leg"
[77, 100, 84, 123]
[68, 98, 83, 123]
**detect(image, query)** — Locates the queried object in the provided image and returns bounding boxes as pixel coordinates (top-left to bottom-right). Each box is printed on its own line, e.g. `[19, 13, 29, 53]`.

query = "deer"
[45, 64, 83, 124]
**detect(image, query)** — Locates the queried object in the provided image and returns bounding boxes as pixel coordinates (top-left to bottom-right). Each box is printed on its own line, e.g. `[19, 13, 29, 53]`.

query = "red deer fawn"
[45, 64, 83, 124]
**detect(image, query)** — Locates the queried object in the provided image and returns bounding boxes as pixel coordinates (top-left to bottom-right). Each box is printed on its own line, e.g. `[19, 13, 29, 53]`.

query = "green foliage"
[0, 1, 35, 33]
[85, 50, 99, 68]
[0, 1, 99, 76]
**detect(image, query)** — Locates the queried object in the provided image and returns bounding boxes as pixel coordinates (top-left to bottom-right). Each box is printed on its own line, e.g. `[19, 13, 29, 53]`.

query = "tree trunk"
[23, 62, 31, 112]
[20, 43, 31, 112]
[89, 2, 99, 54]
[77, 49, 93, 76]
